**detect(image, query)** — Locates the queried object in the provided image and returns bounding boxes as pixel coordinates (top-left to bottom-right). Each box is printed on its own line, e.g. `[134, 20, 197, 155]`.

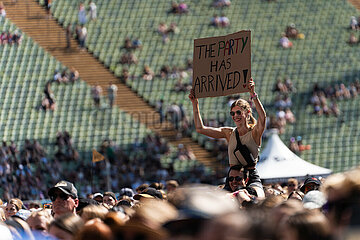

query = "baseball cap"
[302, 190, 326, 209]
[133, 187, 163, 200]
[93, 193, 103, 199]
[48, 180, 78, 199]
[300, 177, 321, 192]
[119, 188, 135, 198]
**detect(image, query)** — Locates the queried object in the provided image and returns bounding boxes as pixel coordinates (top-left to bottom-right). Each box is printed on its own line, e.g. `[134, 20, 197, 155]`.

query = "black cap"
[300, 177, 321, 192]
[133, 187, 163, 200]
[76, 198, 100, 212]
[48, 180, 78, 199]
[119, 188, 135, 198]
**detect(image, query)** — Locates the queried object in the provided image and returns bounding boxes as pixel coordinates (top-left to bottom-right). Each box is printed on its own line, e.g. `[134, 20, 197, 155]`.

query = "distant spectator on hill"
[53, 70, 62, 82]
[119, 67, 129, 83]
[284, 76, 296, 92]
[176, 144, 196, 161]
[41, 80, 56, 111]
[284, 108, 296, 123]
[0, 31, 6, 44]
[158, 22, 170, 43]
[78, 25, 87, 50]
[213, 0, 231, 8]
[123, 37, 132, 50]
[350, 16, 359, 30]
[132, 38, 142, 49]
[273, 78, 287, 93]
[89, 1, 97, 21]
[142, 65, 154, 81]
[169, 1, 188, 14]
[158, 22, 168, 35]
[60, 70, 69, 83]
[0, 30, 21, 45]
[78, 3, 87, 25]
[279, 33, 293, 48]
[91, 85, 103, 108]
[107, 82, 118, 108]
[66, 24, 72, 49]
[169, 2, 179, 14]
[0, 1, 6, 18]
[166, 102, 182, 130]
[160, 65, 170, 78]
[178, 1, 189, 14]
[210, 14, 221, 27]
[70, 67, 79, 83]
[166, 22, 180, 35]
[330, 101, 340, 117]
[296, 136, 311, 152]
[156, 99, 164, 123]
[219, 14, 230, 27]
[120, 52, 138, 65]
[288, 137, 299, 154]
[348, 33, 358, 45]
[285, 23, 299, 39]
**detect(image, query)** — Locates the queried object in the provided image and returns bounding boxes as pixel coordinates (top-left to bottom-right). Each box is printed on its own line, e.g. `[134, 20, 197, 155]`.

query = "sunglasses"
[288, 184, 295, 187]
[50, 192, 70, 202]
[305, 184, 319, 192]
[230, 110, 242, 117]
[228, 176, 243, 182]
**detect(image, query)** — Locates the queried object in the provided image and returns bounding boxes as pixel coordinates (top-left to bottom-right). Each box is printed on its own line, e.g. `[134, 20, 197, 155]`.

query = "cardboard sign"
[192, 30, 251, 98]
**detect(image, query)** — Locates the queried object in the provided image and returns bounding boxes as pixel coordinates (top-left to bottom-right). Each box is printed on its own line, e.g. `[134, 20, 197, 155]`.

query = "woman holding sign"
[189, 78, 266, 168]
[189, 78, 266, 198]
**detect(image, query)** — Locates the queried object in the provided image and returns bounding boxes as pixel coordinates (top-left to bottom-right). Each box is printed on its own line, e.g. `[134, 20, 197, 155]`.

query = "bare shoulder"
[220, 127, 235, 141]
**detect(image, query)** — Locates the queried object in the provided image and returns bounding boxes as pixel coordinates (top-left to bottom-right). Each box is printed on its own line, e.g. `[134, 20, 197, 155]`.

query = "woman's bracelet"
[251, 93, 258, 100]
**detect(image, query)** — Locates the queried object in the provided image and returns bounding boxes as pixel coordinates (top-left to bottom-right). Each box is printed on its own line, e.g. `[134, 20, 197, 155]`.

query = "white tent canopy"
[257, 131, 332, 182]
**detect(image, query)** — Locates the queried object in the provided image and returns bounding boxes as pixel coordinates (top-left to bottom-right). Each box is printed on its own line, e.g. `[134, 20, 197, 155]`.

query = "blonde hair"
[27, 209, 53, 229]
[9, 198, 23, 211]
[49, 213, 84, 236]
[0, 208, 5, 221]
[230, 99, 257, 129]
[80, 205, 109, 222]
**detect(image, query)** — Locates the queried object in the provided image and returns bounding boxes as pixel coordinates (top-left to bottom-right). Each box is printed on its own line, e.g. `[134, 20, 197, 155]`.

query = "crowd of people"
[309, 80, 360, 117]
[90, 83, 119, 108]
[348, 16, 360, 44]
[349, 15, 360, 30]
[1, 166, 360, 240]
[0, 130, 216, 202]
[0, 30, 22, 45]
[279, 24, 305, 49]
[266, 77, 296, 134]
[157, 22, 180, 44]
[78, 2, 97, 24]
[119, 37, 142, 65]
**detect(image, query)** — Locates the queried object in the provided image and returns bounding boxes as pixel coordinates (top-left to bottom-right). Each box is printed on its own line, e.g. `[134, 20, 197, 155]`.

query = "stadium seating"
[44, 0, 360, 173]
[0, 15, 209, 194]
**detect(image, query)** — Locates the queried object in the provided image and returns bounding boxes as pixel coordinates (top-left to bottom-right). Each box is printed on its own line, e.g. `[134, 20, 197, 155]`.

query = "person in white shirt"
[108, 82, 118, 107]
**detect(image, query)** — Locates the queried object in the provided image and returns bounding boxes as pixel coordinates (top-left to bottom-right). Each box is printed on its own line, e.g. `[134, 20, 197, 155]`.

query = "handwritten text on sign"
[193, 30, 251, 98]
